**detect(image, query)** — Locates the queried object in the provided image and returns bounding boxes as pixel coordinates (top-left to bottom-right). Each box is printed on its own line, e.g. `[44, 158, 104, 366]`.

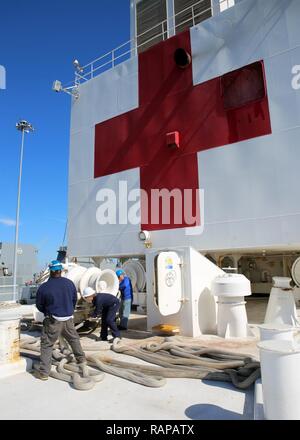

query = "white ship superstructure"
[1, 0, 300, 421]
[67, 0, 300, 299]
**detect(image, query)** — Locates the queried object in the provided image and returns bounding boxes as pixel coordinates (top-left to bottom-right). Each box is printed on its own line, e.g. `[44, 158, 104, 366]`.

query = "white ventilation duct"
[66, 265, 119, 297]
[96, 269, 119, 297]
[291, 257, 300, 287]
[264, 277, 299, 326]
[212, 273, 251, 338]
[64, 265, 87, 292]
[35, 263, 119, 307]
[122, 259, 146, 292]
[77, 267, 100, 294]
[33, 264, 119, 323]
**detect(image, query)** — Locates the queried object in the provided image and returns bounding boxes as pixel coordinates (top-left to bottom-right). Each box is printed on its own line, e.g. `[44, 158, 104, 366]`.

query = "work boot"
[112, 337, 122, 344]
[78, 362, 89, 377]
[33, 370, 49, 381]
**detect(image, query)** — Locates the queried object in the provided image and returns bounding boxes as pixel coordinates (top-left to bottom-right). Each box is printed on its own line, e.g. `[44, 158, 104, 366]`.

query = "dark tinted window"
[221, 62, 266, 110]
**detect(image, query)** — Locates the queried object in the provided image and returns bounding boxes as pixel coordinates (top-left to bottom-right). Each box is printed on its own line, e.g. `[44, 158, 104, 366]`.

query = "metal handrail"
[70, 0, 232, 86]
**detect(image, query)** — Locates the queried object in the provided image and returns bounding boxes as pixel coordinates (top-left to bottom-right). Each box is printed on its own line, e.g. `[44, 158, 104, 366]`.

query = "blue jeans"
[119, 299, 132, 329]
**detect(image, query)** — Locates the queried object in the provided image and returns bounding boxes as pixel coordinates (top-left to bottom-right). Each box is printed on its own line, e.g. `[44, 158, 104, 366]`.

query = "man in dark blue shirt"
[82, 282, 121, 342]
[116, 269, 133, 330]
[34, 260, 86, 380]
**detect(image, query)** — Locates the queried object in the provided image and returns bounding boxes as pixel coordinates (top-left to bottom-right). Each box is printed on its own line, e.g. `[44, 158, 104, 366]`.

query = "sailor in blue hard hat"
[34, 259, 87, 381]
[48, 260, 63, 272]
[116, 269, 133, 330]
[116, 269, 124, 278]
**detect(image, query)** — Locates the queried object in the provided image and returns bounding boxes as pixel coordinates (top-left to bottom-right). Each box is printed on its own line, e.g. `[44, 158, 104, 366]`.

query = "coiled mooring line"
[20, 335, 260, 391]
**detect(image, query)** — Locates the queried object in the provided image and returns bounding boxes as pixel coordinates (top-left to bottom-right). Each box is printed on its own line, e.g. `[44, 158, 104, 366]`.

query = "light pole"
[12, 120, 34, 302]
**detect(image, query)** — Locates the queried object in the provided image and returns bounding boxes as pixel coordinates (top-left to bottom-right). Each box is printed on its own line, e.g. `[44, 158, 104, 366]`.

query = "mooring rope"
[110, 338, 260, 389]
[20, 335, 260, 391]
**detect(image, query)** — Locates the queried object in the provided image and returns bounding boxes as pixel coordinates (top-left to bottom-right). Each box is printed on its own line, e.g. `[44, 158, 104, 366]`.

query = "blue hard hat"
[116, 269, 125, 277]
[49, 260, 63, 271]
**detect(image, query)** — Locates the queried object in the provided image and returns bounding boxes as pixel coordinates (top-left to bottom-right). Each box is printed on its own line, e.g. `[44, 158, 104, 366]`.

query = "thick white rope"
[20, 335, 260, 390]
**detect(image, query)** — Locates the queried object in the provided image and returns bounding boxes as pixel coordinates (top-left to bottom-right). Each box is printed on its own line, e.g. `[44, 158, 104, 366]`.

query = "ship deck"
[0, 299, 298, 421]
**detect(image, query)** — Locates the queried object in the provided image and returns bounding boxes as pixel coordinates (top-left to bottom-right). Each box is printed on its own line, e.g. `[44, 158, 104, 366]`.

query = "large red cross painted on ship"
[94, 30, 271, 231]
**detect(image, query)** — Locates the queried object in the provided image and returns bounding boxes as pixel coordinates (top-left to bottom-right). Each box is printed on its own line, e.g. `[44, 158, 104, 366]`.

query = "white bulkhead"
[68, 0, 300, 259]
[146, 247, 224, 337]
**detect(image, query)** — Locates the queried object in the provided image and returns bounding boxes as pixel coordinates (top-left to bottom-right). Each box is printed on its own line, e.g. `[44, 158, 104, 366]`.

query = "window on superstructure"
[137, 0, 167, 53]
[219, 0, 235, 12]
[174, 0, 212, 34]
[221, 62, 266, 110]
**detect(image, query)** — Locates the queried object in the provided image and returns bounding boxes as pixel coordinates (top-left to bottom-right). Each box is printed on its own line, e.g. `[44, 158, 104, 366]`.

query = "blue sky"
[0, 0, 130, 268]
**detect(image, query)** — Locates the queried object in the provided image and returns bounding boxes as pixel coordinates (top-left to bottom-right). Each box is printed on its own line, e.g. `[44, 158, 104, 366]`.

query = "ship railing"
[71, 0, 234, 86]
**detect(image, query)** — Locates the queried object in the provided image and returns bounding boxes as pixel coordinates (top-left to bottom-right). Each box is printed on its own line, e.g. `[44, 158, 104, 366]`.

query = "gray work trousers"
[40, 317, 86, 375]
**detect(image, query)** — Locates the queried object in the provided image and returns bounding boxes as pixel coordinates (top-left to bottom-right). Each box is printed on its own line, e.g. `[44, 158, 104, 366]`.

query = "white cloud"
[0, 217, 16, 227]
